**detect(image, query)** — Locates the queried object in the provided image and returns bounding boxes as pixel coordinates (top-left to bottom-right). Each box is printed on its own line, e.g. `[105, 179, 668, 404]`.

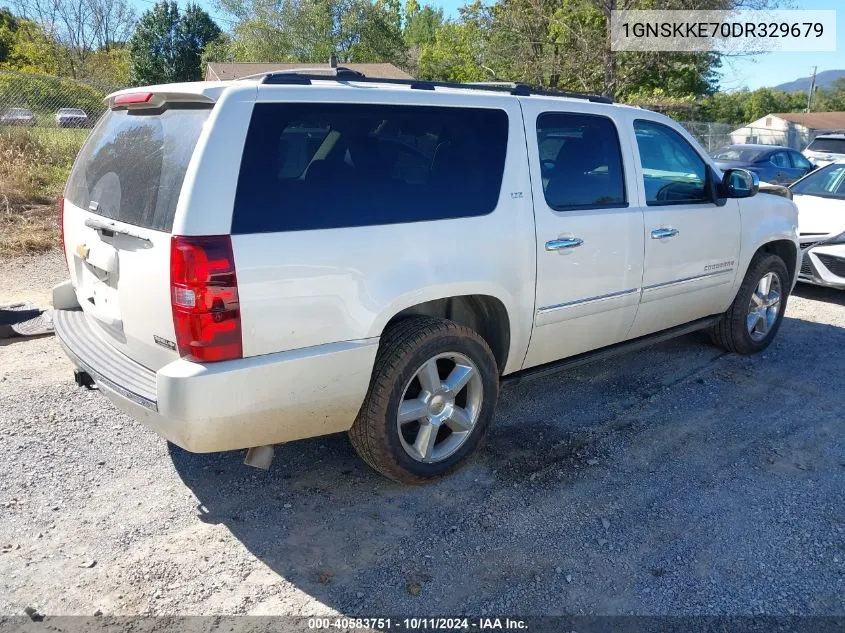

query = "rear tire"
[709, 252, 789, 355]
[349, 316, 499, 484]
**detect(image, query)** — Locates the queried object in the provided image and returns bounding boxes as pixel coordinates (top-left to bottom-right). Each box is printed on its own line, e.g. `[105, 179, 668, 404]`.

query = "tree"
[84, 44, 130, 85]
[418, 5, 490, 82]
[0, 8, 20, 63]
[0, 13, 64, 75]
[90, 0, 136, 49]
[129, 1, 221, 85]
[13, 0, 136, 77]
[215, 0, 407, 66]
[417, 0, 785, 100]
[404, 1, 442, 46]
[403, 0, 442, 75]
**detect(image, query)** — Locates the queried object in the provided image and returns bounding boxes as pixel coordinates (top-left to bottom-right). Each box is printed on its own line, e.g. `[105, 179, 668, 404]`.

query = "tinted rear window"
[711, 146, 766, 162]
[232, 103, 509, 234]
[808, 138, 845, 153]
[65, 107, 210, 232]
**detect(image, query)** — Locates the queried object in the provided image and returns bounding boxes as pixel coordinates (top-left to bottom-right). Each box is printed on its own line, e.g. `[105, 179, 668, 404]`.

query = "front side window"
[634, 120, 709, 206]
[770, 152, 790, 168]
[232, 103, 509, 234]
[536, 112, 626, 211]
[790, 151, 812, 170]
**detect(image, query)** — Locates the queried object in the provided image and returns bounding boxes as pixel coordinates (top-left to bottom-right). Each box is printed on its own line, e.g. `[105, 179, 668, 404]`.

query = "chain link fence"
[0, 69, 125, 136]
[680, 120, 821, 153]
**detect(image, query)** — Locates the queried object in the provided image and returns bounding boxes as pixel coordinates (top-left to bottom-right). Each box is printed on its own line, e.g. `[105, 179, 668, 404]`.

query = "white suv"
[53, 72, 800, 483]
[803, 132, 845, 168]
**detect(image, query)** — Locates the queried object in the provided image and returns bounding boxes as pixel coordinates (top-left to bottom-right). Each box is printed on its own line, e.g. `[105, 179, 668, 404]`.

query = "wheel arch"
[757, 239, 798, 288]
[380, 294, 512, 374]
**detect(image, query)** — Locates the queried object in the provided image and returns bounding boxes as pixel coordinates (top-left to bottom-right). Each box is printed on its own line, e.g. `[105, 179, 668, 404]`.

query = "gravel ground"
[1, 251, 844, 620]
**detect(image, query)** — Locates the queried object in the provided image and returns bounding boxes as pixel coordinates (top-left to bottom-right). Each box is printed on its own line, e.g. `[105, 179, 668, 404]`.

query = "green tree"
[0, 16, 64, 74]
[129, 1, 220, 85]
[418, 6, 489, 82]
[216, 0, 407, 66]
[0, 8, 20, 63]
[404, 1, 442, 46]
[83, 44, 131, 85]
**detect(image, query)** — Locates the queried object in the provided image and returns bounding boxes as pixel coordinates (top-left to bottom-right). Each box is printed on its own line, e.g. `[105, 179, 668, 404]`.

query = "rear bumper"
[53, 307, 379, 453]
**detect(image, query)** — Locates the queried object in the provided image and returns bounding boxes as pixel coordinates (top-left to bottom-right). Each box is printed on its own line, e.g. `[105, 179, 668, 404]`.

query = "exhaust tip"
[244, 445, 275, 470]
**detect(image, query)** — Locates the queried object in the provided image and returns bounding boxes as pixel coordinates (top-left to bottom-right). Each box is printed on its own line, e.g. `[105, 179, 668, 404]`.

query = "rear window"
[65, 107, 210, 232]
[807, 137, 845, 153]
[711, 146, 766, 162]
[232, 103, 509, 234]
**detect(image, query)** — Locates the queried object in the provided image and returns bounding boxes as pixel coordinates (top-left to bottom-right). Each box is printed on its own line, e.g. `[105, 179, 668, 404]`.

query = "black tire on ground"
[349, 316, 499, 484]
[709, 252, 790, 355]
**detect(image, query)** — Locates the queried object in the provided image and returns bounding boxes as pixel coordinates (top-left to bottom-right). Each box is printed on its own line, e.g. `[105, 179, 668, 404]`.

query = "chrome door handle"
[651, 228, 679, 239]
[546, 238, 583, 251]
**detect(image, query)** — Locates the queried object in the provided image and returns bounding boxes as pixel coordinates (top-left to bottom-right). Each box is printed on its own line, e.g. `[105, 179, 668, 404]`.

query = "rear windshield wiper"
[84, 217, 153, 246]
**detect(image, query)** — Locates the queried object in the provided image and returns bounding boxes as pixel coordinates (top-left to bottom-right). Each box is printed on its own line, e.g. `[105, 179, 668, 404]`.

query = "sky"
[147, 0, 841, 92]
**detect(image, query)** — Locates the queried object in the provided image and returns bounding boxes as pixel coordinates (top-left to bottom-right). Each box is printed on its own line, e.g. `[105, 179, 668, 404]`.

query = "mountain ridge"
[772, 69, 845, 93]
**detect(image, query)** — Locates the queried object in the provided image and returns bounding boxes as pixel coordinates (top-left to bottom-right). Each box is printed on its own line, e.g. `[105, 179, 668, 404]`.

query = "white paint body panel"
[793, 193, 845, 236]
[792, 192, 845, 289]
[62, 200, 179, 371]
[518, 99, 644, 367]
[623, 111, 742, 338]
[233, 86, 537, 375]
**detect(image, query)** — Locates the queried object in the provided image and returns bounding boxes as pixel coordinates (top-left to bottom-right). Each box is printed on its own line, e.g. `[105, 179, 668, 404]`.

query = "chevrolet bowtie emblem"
[76, 243, 90, 260]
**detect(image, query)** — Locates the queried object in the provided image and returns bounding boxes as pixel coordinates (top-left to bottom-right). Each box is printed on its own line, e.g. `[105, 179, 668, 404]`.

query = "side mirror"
[723, 168, 759, 198]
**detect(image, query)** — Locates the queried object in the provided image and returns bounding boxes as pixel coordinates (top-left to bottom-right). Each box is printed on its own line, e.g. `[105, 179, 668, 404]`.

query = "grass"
[0, 126, 84, 257]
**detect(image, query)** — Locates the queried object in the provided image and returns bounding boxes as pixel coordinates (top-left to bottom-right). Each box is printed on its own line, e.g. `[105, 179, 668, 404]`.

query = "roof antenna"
[329, 53, 338, 69]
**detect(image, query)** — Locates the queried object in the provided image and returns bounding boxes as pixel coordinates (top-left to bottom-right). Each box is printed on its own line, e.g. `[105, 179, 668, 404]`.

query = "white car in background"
[803, 133, 845, 169]
[791, 161, 845, 289]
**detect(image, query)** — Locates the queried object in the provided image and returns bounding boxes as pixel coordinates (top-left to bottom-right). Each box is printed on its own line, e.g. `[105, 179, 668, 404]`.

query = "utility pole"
[806, 66, 817, 113]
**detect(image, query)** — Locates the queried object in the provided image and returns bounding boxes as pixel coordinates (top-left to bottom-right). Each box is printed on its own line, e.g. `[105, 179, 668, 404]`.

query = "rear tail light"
[170, 235, 242, 363]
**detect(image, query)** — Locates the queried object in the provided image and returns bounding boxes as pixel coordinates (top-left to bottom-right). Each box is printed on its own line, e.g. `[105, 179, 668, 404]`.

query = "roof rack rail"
[239, 66, 365, 82]
[257, 71, 612, 103]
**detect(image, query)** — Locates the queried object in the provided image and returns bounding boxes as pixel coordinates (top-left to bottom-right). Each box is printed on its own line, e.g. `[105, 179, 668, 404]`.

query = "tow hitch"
[74, 369, 96, 390]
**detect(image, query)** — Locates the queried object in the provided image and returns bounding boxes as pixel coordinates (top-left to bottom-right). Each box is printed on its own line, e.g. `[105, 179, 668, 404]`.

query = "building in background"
[730, 112, 845, 150]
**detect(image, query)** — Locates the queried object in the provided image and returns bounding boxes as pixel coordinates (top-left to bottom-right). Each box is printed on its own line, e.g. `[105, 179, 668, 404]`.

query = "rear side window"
[232, 103, 509, 234]
[65, 107, 210, 232]
[536, 112, 626, 210]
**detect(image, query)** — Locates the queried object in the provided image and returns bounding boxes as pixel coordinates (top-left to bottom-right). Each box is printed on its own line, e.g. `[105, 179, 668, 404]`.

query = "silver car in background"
[56, 108, 89, 128]
[0, 107, 36, 126]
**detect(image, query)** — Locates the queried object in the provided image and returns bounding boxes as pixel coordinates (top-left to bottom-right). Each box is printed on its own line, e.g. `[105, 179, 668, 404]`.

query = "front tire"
[709, 252, 790, 355]
[349, 316, 499, 484]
